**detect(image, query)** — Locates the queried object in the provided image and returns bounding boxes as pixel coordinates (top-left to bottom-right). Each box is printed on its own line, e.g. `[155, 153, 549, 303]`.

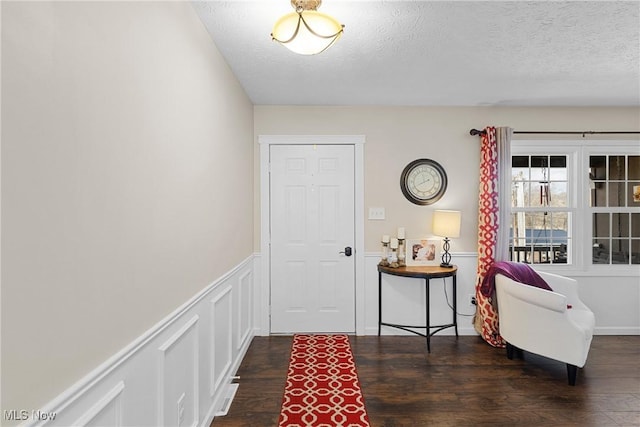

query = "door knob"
[339, 246, 353, 256]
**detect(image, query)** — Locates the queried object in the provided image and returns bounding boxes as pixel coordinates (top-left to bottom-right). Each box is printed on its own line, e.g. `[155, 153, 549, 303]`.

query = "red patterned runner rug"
[278, 334, 371, 427]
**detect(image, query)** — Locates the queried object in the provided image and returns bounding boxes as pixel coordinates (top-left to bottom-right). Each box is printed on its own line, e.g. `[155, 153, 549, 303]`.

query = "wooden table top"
[377, 264, 457, 278]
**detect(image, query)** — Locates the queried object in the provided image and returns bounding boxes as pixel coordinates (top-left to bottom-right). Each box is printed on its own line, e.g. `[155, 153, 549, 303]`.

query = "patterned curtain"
[473, 126, 513, 347]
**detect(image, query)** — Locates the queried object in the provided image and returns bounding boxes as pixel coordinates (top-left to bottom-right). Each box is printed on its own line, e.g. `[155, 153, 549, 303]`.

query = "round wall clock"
[400, 159, 448, 205]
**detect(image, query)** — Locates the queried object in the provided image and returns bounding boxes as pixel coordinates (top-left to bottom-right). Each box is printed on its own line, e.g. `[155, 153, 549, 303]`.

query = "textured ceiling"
[192, 1, 640, 107]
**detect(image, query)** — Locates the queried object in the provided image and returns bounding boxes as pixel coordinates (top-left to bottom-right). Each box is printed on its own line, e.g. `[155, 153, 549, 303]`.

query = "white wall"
[254, 106, 640, 335]
[1, 0, 254, 419]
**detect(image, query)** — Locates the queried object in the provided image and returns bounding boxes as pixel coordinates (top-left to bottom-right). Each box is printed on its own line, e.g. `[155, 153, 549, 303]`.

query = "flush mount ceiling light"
[271, 0, 344, 55]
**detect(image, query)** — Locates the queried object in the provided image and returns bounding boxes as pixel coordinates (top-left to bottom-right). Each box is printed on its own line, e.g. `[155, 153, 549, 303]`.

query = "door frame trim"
[258, 135, 366, 335]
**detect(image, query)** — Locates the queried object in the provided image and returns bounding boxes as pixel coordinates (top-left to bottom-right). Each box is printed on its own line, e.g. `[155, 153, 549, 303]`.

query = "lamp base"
[440, 237, 453, 268]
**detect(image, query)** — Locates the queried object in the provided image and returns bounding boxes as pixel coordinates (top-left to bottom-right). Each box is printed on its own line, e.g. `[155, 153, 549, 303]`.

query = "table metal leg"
[426, 277, 430, 353]
[378, 271, 382, 336]
[453, 275, 458, 337]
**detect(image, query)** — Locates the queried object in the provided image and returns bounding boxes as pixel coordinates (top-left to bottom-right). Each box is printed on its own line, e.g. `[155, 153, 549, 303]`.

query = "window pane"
[611, 239, 629, 264]
[590, 155, 606, 180]
[630, 182, 640, 206]
[512, 168, 528, 182]
[553, 243, 568, 263]
[509, 212, 528, 263]
[629, 156, 640, 180]
[512, 175, 527, 207]
[550, 213, 569, 244]
[609, 156, 626, 180]
[528, 212, 551, 244]
[510, 213, 527, 247]
[530, 183, 553, 208]
[632, 213, 640, 238]
[550, 156, 567, 168]
[516, 182, 527, 207]
[550, 156, 567, 180]
[592, 238, 609, 263]
[593, 213, 609, 238]
[590, 180, 606, 207]
[612, 213, 630, 238]
[549, 182, 567, 207]
[512, 156, 529, 169]
[550, 213, 569, 264]
[632, 240, 640, 264]
[509, 212, 571, 264]
[608, 182, 625, 207]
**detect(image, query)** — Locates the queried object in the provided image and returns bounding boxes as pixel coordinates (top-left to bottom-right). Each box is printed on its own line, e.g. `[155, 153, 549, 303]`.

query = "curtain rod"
[469, 129, 640, 136]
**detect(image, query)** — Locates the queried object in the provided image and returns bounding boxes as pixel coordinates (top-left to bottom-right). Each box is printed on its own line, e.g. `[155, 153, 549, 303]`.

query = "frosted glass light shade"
[272, 11, 344, 55]
[432, 210, 461, 238]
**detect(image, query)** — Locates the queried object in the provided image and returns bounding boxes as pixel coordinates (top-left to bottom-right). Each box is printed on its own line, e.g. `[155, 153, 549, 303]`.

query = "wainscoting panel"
[72, 382, 124, 427]
[158, 316, 199, 427]
[210, 288, 233, 397]
[236, 271, 253, 351]
[29, 255, 256, 427]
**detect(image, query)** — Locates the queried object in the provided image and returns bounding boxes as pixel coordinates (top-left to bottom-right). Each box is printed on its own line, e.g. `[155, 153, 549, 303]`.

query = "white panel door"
[270, 144, 355, 333]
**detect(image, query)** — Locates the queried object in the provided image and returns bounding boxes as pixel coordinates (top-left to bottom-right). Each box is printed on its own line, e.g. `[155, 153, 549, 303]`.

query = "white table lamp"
[432, 210, 461, 268]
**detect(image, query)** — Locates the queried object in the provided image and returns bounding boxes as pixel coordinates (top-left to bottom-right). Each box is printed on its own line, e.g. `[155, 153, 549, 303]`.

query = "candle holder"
[388, 238, 400, 268]
[398, 238, 406, 266]
[379, 241, 389, 266]
[389, 246, 399, 268]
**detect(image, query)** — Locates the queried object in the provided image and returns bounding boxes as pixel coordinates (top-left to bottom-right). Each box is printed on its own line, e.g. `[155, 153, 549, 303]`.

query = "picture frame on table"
[406, 239, 440, 266]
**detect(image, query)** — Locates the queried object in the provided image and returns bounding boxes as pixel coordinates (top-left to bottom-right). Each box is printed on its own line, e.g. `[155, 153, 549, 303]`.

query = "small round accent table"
[378, 264, 458, 352]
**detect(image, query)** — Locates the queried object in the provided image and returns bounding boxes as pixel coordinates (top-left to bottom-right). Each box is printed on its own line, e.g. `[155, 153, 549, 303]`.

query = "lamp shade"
[271, 10, 343, 55]
[432, 210, 461, 238]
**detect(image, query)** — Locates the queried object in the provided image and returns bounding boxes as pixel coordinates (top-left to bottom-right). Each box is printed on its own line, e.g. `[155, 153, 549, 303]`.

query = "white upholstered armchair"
[495, 271, 595, 385]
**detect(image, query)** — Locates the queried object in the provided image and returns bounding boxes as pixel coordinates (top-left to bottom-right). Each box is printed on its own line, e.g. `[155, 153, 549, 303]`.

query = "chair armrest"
[536, 271, 590, 310]
[536, 271, 578, 298]
[496, 274, 567, 313]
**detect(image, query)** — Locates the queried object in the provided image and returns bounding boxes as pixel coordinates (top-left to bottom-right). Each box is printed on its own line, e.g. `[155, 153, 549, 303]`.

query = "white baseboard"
[27, 255, 256, 427]
[594, 326, 640, 335]
[214, 383, 239, 417]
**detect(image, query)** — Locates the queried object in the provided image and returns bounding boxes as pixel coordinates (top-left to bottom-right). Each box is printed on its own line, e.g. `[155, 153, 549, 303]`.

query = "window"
[589, 155, 640, 265]
[510, 154, 571, 264]
[510, 141, 640, 270]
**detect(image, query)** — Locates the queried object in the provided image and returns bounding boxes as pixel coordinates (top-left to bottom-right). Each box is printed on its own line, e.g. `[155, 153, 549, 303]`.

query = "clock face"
[400, 159, 448, 205]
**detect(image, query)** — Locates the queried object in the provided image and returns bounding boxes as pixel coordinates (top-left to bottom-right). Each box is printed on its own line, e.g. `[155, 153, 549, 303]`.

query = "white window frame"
[582, 143, 640, 275]
[511, 141, 579, 272]
[511, 140, 640, 276]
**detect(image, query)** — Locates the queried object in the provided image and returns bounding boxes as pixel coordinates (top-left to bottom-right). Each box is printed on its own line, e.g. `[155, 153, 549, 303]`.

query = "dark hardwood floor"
[211, 335, 640, 426]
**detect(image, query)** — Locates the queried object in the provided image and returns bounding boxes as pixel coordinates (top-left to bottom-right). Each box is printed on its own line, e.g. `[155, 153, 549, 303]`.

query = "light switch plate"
[368, 207, 385, 220]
